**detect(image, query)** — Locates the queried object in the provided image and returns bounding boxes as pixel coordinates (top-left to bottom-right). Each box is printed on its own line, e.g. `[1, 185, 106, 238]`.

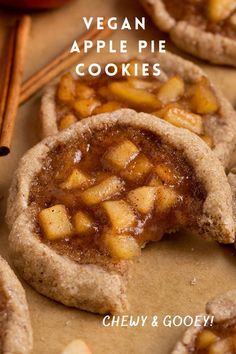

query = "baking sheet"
[1, 0, 236, 353]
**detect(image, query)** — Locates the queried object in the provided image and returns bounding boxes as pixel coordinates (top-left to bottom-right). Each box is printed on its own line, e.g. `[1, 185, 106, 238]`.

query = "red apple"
[0, 0, 72, 9]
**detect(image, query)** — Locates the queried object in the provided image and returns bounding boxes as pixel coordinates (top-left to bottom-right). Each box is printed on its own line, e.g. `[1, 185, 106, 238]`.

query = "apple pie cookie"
[172, 289, 236, 354]
[40, 53, 236, 168]
[140, 0, 236, 66]
[228, 169, 236, 243]
[7, 110, 235, 314]
[0, 256, 32, 354]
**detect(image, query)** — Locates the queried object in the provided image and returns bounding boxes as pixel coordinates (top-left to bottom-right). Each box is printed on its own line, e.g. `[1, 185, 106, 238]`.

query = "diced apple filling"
[94, 101, 123, 114]
[81, 176, 124, 205]
[39, 205, 73, 240]
[73, 211, 94, 234]
[153, 102, 181, 119]
[122, 153, 153, 181]
[156, 186, 178, 212]
[157, 76, 185, 105]
[108, 81, 161, 109]
[196, 330, 219, 350]
[104, 140, 139, 170]
[103, 231, 141, 260]
[73, 98, 101, 118]
[207, 0, 236, 23]
[148, 175, 163, 187]
[207, 336, 236, 354]
[154, 164, 178, 184]
[59, 114, 77, 131]
[57, 73, 75, 103]
[60, 169, 91, 190]
[190, 81, 219, 115]
[102, 200, 136, 229]
[75, 82, 95, 99]
[157, 106, 203, 135]
[127, 187, 156, 214]
[97, 86, 115, 101]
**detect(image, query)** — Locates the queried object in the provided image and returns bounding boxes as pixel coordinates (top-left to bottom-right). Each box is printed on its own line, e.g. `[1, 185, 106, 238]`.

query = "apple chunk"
[122, 153, 153, 181]
[60, 169, 91, 190]
[97, 86, 115, 101]
[156, 106, 203, 135]
[108, 81, 161, 109]
[127, 187, 156, 214]
[196, 330, 219, 350]
[102, 200, 136, 230]
[153, 102, 181, 119]
[73, 98, 101, 118]
[103, 231, 141, 260]
[39, 205, 73, 240]
[190, 81, 219, 115]
[61, 339, 92, 354]
[94, 101, 123, 114]
[59, 114, 77, 131]
[81, 176, 124, 205]
[57, 73, 75, 103]
[206, 337, 235, 354]
[104, 140, 139, 170]
[207, 0, 236, 23]
[154, 164, 177, 184]
[75, 82, 95, 99]
[73, 211, 94, 234]
[156, 186, 179, 212]
[157, 76, 185, 105]
[148, 175, 163, 187]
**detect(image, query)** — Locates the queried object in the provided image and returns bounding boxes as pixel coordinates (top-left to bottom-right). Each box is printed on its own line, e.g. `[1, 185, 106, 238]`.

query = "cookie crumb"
[190, 277, 197, 285]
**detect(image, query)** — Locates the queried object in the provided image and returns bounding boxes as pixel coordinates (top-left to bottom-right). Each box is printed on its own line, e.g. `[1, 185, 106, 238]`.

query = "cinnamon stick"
[0, 26, 16, 134]
[0, 15, 31, 156]
[20, 19, 112, 104]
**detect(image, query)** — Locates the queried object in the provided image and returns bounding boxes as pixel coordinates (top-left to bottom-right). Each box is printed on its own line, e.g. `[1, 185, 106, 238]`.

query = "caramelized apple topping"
[56, 61, 220, 149]
[30, 126, 206, 268]
[193, 319, 236, 354]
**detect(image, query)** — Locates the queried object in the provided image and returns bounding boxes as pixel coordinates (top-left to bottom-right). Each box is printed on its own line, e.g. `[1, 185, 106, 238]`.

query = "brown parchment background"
[1, 0, 236, 353]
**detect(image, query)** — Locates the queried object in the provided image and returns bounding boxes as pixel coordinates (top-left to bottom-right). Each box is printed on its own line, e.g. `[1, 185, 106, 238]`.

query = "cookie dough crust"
[0, 256, 33, 354]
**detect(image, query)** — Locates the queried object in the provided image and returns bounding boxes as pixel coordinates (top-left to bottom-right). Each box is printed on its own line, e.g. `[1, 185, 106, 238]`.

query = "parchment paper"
[1, 1, 236, 353]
